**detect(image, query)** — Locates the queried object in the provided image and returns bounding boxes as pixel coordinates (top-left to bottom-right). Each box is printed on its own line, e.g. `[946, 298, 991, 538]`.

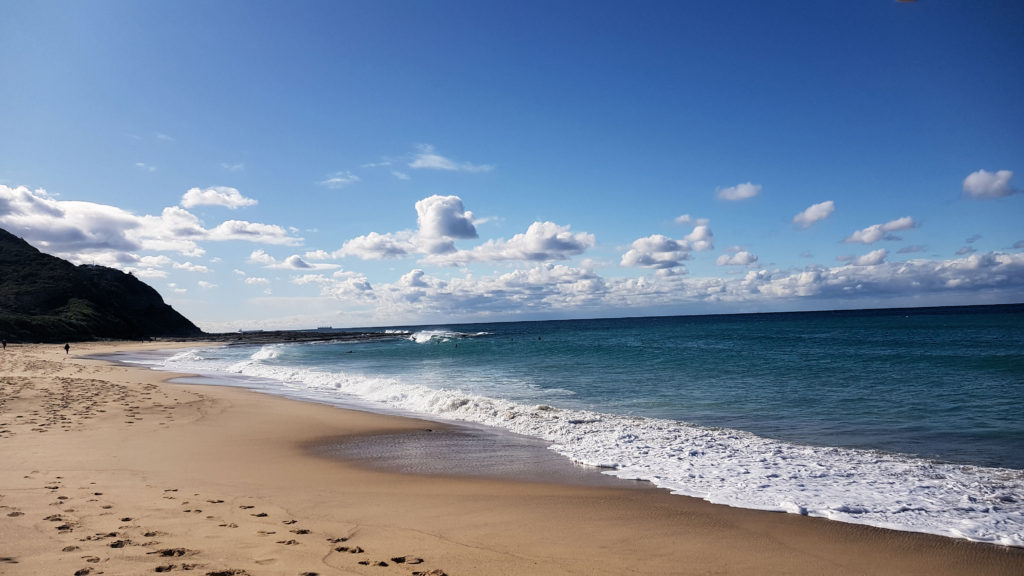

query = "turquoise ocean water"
[132, 304, 1024, 546]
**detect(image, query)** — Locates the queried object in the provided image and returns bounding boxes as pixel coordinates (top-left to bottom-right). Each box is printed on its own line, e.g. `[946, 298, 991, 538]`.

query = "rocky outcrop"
[0, 228, 203, 342]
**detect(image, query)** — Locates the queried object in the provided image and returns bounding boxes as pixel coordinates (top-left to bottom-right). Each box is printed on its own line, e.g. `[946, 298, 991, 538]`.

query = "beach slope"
[1, 342, 1021, 575]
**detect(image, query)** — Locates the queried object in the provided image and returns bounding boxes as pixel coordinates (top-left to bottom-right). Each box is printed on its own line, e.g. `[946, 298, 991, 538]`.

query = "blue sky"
[1, 0, 1022, 330]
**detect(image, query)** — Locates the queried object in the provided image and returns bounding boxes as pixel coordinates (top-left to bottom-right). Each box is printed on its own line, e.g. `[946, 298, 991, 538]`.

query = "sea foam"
[150, 344, 1024, 548]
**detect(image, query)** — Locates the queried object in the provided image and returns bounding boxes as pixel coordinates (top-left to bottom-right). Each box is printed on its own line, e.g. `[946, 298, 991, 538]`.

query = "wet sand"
[1, 341, 1021, 575]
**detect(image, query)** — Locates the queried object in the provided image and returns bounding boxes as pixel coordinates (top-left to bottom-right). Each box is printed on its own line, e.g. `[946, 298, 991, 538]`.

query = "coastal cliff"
[0, 228, 202, 342]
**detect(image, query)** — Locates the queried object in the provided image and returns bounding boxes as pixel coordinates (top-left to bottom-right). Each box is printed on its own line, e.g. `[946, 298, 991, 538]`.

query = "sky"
[1, 0, 1022, 331]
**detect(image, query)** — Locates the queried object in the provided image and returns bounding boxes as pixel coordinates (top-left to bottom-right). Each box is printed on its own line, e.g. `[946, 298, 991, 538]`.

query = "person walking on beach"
[64, 343, 70, 355]
[2, 339, 6, 351]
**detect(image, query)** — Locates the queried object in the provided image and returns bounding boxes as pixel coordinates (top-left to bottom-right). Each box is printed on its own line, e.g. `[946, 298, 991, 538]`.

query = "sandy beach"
[1, 342, 1022, 576]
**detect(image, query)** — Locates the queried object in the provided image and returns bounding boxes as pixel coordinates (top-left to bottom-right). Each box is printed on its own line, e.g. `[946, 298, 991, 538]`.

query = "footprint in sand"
[147, 548, 194, 558]
[335, 546, 364, 554]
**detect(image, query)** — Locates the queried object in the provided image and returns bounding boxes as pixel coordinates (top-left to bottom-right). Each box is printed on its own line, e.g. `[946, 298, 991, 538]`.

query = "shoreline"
[1, 341, 1022, 575]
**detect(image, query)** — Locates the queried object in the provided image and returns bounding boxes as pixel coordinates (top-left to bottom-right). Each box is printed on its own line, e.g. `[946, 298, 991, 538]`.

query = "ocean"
[125, 304, 1024, 547]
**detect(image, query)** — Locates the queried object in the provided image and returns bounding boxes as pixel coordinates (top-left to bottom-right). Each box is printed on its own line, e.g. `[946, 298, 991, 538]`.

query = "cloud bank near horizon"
[3, 173, 1023, 329]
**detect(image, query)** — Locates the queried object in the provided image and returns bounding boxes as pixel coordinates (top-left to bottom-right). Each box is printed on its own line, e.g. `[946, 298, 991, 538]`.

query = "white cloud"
[221, 162, 245, 172]
[181, 186, 257, 209]
[284, 250, 1024, 325]
[717, 250, 759, 266]
[1, 185, 303, 270]
[392, 170, 411, 181]
[244, 277, 270, 285]
[303, 249, 332, 260]
[173, 261, 211, 273]
[409, 145, 493, 173]
[426, 221, 595, 266]
[319, 171, 361, 189]
[321, 270, 375, 300]
[0, 185, 143, 255]
[337, 195, 479, 260]
[621, 234, 691, 272]
[963, 169, 1017, 199]
[620, 223, 714, 274]
[207, 220, 302, 245]
[135, 162, 157, 172]
[416, 195, 478, 242]
[198, 280, 217, 289]
[684, 225, 715, 252]
[675, 214, 709, 226]
[716, 182, 761, 201]
[400, 269, 431, 288]
[853, 249, 888, 266]
[792, 200, 835, 228]
[249, 249, 339, 270]
[844, 216, 916, 244]
[337, 231, 417, 260]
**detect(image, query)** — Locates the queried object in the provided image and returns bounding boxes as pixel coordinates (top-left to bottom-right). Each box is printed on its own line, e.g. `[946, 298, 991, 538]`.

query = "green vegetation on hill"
[0, 228, 203, 342]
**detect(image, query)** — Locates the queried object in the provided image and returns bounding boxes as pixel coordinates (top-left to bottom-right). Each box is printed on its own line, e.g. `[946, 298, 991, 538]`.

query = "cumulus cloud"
[287, 248, 1024, 325]
[409, 145, 493, 173]
[620, 223, 714, 275]
[716, 182, 761, 201]
[207, 220, 302, 245]
[792, 200, 835, 228]
[684, 225, 715, 252]
[621, 235, 692, 272]
[416, 195, 478, 242]
[249, 249, 339, 270]
[0, 185, 143, 255]
[181, 186, 257, 209]
[244, 277, 270, 285]
[717, 250, 759, 266]
[319, 171, 361, 189]
[844, 216, 916, 244]
[337, 231, 417, 260]
[321, 270, 375, 300]
[853, 249, 888, 266]
[337, 195, 478, 260]
[0, 185, 301, 270]
[425, 221, 595, 266]
[963, 169, 1017, 199]
[173, 261, 211, 273]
